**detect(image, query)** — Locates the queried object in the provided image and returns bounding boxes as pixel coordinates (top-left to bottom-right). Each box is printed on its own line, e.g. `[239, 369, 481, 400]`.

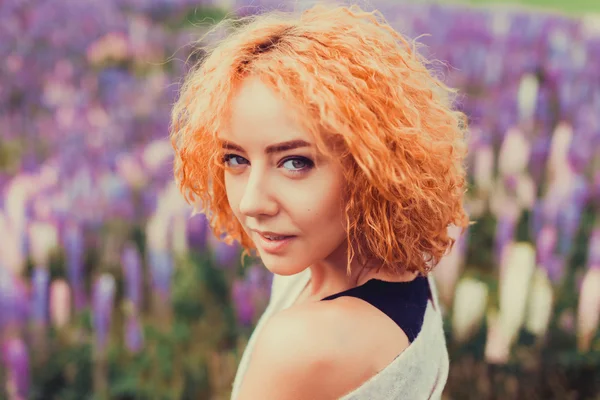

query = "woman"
[171, 3, 469, 399]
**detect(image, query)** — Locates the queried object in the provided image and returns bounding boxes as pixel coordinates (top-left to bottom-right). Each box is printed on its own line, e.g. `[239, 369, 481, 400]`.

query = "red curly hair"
[170, 3, 470, 276]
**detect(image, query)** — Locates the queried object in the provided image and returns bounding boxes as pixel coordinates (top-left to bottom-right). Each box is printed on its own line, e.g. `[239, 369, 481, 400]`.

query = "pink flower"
[432, 225, 467, 309]
[50, 280, 71, 329]
[576, 267, 600, 352]
[484, 310, 510, 365]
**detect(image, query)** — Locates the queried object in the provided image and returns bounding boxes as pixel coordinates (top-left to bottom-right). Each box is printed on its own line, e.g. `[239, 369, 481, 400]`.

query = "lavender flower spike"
[125, 314, 144, 354]
[0, 269, 30, 333]
[92, 274, 116, 354]
[209, 234, 241, 269]
[63, 222, 86, 311]
[186, 212, 209, 252]
[1, 337, 29, 400]
[31, 267, 50, 326]
[147, 248, 173, 301]
[121, 244, 143, 310]
[586, 228, 600, 268]
[231, 280, 254, 327]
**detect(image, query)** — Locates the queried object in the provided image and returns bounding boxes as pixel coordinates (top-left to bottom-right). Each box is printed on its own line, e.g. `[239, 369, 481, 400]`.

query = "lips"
[252, 230, 296, 254]
[254, 230, 294, 239]
[261, 233, 292, 240]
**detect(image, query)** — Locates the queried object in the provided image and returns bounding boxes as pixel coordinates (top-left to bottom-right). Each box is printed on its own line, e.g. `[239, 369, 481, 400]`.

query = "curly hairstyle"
[170, 2, 470, 276]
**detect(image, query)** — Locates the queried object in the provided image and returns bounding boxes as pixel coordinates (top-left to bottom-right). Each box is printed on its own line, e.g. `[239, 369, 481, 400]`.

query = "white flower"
[474, 143, 494, 194]
[146, 213, 171, 252]
[4, 175, 32, 233]
[142, 139, 173, 173]
[451, 277, 488, 343]
[28, 221, 59, 267]
[524, 268, 554, 337]
[0, 211, 25, 275]
[498, 242, 536, 346]
[171, 212, 189, 256]
[516, 173, 537, 210]
[498, 128, 530, 177]
[156, 181, 189, 216]
[517, 73, 539, 122]
[116, 154, 147, 189]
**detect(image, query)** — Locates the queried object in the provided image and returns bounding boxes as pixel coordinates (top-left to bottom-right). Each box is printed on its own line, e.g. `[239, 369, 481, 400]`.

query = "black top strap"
[320, 277, 430, 342]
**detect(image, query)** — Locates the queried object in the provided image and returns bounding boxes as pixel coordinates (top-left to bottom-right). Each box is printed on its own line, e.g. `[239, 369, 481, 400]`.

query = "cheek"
[293, 175, 346, 238]
[224, 175, 242, 218]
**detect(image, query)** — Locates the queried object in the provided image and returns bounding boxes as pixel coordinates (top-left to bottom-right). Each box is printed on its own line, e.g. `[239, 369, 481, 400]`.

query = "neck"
[302, 245, 417, 302]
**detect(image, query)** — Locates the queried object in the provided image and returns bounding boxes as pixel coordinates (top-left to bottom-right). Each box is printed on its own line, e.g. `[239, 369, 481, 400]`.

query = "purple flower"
[587, 228, 600, 268]
[125, 314, 144, 354]
[1, 337, 29, 400]
[246, 264, 274, 309]
[186, 213, 209, 252]
[567, 131, 595, 174]
[556, 178, 588, 256]
[528, 137, 550, 185]
[570, 175, 591, 209]
[92, 274, 116, 354]
[536, 225, 557, 266]
[63, 222, 86, 311]
[209, 234, 240, 269]
[557, 201, 583, 256]
[0, 269, 29, 332]
[593, 171, 600, 202]
[231, 280, 254, 327]
[147, 249, 173, 300]
[494, 208, 519, 263]
[545, 255, 566, 283]
[31, 267, 50, 326]
[121, 244, 143, 310]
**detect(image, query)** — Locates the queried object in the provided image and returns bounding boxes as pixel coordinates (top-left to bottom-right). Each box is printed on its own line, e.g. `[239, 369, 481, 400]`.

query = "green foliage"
[444, 0, 600, 15]
[28, 250, 241, 400]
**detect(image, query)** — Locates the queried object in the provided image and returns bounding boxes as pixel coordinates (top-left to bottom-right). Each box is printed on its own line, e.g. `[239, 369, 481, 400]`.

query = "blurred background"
[1, 0, 599, 399]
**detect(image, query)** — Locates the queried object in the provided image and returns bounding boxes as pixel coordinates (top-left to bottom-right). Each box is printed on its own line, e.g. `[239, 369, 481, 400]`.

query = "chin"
[258, 253, 310, 277]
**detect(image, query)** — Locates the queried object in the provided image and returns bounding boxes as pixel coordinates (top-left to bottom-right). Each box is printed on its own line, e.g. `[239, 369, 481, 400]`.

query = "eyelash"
[221, 154, 314, 175]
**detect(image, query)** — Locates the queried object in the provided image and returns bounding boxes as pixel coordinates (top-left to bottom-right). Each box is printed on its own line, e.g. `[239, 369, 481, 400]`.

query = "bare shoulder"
[235, 298, 410, 400]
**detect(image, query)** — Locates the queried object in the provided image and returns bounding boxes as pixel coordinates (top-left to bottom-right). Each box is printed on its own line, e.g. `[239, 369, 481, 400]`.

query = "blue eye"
[222, 154, 248, 167]
[280, 157, 314, 173]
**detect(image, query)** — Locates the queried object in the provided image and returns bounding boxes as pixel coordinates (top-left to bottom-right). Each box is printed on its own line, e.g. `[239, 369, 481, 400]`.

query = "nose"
[238, 170, 278, 218]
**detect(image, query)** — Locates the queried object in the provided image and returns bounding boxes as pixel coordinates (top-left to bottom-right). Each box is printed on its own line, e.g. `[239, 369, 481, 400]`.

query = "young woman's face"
[220, 76, 348, 276]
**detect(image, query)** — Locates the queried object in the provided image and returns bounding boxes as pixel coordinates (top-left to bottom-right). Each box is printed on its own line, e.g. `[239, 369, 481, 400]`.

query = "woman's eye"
[281, 157, 314, 173]
[223, 154, 248, 167]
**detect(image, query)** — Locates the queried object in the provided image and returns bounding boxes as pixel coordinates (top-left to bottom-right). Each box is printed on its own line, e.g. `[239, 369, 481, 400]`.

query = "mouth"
[260, 233, 294, 241]
[253, 231, 297, 254]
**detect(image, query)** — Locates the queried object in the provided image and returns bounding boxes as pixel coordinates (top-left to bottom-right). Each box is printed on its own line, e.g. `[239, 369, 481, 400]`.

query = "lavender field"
[0, 0, 599, 399]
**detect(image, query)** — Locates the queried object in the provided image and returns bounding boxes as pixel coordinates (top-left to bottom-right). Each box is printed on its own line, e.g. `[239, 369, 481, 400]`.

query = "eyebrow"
[220, 139, 312, 154]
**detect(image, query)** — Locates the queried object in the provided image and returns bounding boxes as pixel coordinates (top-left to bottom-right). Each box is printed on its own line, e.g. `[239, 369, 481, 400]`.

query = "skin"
[221, 76, 416, 399]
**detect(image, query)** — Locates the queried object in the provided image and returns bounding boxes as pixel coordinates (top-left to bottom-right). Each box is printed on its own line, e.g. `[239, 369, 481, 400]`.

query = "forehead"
[221, 76, 312, 146]
[230, 76, 285, 122]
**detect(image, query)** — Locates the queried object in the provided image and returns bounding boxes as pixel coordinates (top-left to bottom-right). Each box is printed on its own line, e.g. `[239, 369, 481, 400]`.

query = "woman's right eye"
[222, 154, 249, 167]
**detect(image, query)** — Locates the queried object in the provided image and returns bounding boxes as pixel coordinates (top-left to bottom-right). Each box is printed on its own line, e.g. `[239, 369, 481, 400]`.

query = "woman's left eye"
[280, 157, 314, 173]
